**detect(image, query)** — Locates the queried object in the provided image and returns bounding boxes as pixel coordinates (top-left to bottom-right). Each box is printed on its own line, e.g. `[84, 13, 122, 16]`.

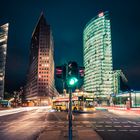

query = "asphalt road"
[0, 107, 50, 140]
[0, 107, 140, 140]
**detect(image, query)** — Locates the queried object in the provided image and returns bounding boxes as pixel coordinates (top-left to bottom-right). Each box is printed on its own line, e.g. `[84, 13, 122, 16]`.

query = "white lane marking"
[96, 129, 105, 131]
[128, 122, 137, 125]
[114, 125, 122, 127]
[107, 129, 116, 131]
[96, 125, 103, 127]
[77, 125, 83, 127]
[105, 125, 112, 127]
[129, 130, 139, 131]
[119, 130, 128, 131]
[105, 121, 112, 124]
[123, 125, 131, 127]
[98, 122, 104, 124]
[114, 122, 120, 123]
[122, 122, 128, 124]
[133, 126, 140, 127]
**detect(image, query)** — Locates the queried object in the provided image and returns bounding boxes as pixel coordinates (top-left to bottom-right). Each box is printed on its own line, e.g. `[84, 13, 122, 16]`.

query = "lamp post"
[135, 91, 136, 107]
[129, 90, 132, 108]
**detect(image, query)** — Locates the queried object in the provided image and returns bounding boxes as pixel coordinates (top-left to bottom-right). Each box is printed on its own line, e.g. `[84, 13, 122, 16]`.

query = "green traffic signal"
[67, 77, 78, 87]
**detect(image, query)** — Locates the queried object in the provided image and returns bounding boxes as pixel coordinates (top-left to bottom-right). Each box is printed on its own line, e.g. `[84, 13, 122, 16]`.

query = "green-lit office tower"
[83, 12, 113, 99]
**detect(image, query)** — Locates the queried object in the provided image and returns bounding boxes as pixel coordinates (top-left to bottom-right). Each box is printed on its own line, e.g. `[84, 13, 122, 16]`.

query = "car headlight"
[83, 108, 87, 111]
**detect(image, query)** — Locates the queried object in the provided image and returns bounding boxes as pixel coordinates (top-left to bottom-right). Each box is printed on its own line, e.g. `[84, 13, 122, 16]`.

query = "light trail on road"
[0, 106, 51, 116]
[0, 106, 52, 140]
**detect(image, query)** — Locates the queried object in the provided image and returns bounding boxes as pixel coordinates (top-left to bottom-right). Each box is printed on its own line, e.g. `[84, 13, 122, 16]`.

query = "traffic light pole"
[56, 61, 84, 140]
[69, 88, 72, 140]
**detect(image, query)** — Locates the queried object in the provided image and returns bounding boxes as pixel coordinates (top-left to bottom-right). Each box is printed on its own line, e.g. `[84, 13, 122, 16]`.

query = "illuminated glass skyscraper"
[83, 12, 113, 98]
[0, 23, 9, 99]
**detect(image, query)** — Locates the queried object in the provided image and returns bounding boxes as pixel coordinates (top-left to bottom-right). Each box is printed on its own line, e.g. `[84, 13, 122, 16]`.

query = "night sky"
[0, 0, 140, 92]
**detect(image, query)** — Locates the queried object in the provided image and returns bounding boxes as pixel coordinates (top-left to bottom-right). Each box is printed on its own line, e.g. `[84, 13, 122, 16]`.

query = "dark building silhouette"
[25, 13, 57, 105]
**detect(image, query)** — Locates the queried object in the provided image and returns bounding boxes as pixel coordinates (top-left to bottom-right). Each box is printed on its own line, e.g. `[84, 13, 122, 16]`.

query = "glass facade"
[83, 12, 113, 98]
[0, 23, 9, 99]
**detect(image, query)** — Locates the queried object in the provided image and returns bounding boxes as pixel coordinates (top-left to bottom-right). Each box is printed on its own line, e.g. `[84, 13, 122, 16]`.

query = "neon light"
[98, 12, 104, 17]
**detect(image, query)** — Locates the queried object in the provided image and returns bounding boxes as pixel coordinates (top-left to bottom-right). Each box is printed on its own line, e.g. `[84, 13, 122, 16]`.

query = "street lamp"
[129, 90, 132, 108]
[135, 91, 136, 107]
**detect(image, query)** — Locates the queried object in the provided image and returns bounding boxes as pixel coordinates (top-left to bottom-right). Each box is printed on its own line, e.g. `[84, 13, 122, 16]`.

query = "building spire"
[32, 12, 48, 37]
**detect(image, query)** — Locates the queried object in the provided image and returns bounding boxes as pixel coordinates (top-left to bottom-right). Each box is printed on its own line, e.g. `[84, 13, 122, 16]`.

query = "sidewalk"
[0, 107, 12, 110]
[102, 106, 140, 115]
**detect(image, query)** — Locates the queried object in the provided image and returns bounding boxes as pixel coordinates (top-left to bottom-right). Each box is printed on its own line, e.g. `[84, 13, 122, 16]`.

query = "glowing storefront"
[83, 12, 113, 98]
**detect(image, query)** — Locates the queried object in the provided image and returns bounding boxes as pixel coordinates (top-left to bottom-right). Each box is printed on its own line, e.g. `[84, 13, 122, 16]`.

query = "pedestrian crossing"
[44, 120, 140, 132]
[0, 120, 140, 133]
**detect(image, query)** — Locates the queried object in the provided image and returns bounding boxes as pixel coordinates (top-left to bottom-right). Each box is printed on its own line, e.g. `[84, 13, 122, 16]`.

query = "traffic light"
[55, 65, 66, 80]
[68, 61, 78, 77]
[56, 62, 84, 88]
[67, 77, 78, 87]
[56, 66, 63, 78]
[67, 61, 78, 87]
[79, 67, 85, 78]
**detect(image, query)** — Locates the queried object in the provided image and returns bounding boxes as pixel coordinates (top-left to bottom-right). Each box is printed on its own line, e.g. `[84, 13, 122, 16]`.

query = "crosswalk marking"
[133, 126, 140, 127]
[96, 129, 104, 131]
[114, 125, 121, 127]
[114, 122, 120, 123]
[98, 122, 104, 124]
[129, 130, 139, 131]
[96, 125, 103, 127]
[105, 125, 112, 127]
[107, 129, 116, 131]
[114, 119, 118, 121]
[122, 122, 128, 124]
[105, 121, 112, 124]
[124, 125, 131, 127]
[39, 121, 140, 133]
[77, 125, 83, 127]
[119, 130, 128, 131]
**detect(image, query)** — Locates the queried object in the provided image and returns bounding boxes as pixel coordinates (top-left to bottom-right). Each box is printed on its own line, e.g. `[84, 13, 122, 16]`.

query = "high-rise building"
[83, 12, 113, 99]
[0, 23, 9, 99]
[25, 13, 56, 105]
[113, 70, 128, 94]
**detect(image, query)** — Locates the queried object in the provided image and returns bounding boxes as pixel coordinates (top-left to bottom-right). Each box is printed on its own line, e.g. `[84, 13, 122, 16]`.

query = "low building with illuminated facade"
[83, 12, 113, 100]
[0, 23, 9, 99]
[25, 13, 56, 105]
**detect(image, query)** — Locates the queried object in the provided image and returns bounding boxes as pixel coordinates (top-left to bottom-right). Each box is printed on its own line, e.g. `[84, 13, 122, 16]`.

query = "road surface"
[0, 107, 140, 140]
